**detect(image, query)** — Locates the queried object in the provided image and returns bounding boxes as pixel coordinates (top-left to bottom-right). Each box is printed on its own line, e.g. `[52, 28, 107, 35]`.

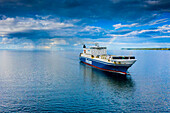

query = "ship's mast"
[95, 43, 99, 47]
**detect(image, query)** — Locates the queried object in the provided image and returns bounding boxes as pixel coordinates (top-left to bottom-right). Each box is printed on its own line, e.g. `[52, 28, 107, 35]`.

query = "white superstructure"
[83, 44, 107, 57]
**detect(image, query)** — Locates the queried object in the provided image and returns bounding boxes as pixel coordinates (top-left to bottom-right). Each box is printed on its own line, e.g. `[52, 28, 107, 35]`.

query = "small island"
[121, 48, 170, 50]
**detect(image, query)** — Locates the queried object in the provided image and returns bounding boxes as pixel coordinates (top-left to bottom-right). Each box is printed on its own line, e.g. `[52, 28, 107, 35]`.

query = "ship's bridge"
[83, 45, 107, 56]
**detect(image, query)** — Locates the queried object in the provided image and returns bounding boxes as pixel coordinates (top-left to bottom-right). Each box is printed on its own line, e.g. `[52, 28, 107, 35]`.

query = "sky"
[0, 0, 170, 50]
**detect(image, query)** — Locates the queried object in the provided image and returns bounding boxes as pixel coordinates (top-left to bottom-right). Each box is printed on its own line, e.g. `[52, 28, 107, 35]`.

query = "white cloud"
[145, 0, 159, 5]
[111, 42, 170, 49]
[109, 24, 170, 38]
[37, 46, 51, 49]
[0, 37, 26, 44]
[37, 38, 69, 49]
[82, 26, 102, 32]
[0, 37, 36, 49]
[108, 31, 138, 38]
[139, 25, 170, 33]
[0, 16, 74, 36]
[108, 24, 170, 45]
[158, 25, 170, 32]
[23, 45, 35, 49]
[0, 37, 69, 49]
[113, 23, 138, 29]
[49, 38, 68, 45]
[73, 43, 78, 46]
[0, 38, 15, 44]
[71, 37, 170, 49]
[148, 18, 169, 26]
[153, 36, 170, 38]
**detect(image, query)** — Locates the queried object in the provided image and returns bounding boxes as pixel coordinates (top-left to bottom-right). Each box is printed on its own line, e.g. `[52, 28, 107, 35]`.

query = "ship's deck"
[80, 53, 136, 66]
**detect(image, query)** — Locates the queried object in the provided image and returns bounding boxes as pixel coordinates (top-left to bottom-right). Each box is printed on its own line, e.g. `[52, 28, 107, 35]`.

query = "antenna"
[95, 43, 99, 47]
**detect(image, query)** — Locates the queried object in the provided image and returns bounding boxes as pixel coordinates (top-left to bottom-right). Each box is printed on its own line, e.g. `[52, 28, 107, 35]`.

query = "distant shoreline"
[121, 48, 170, 50]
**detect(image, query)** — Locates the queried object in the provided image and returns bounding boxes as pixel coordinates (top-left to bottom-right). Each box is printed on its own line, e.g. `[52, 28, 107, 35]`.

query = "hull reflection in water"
[79, 62, 135, 89]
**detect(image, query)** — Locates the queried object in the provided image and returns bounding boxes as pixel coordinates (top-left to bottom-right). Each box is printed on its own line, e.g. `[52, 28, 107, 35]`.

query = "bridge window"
[130, 56, 135, 59]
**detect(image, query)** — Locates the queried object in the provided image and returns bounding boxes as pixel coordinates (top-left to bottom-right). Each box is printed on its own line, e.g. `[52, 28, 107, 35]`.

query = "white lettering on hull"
[86, 58, 92, 64]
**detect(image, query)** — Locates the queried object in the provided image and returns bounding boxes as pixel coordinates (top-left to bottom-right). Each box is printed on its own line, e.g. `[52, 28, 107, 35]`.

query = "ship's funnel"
[83, 45, 86, 48]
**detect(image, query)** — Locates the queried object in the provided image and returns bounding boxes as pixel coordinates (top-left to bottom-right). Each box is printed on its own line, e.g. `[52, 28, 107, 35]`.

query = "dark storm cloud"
[7, 28, 109, 40]
[8, 30, 52, 40]
[0, 0, 169, 22]
[0, 0, 169, 49]
[7, 29, 80, 40]
[144, 0, 170, 11]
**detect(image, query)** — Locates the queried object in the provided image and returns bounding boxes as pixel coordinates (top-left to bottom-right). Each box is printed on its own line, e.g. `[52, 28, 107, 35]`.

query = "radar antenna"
[95, 43, 99, 47]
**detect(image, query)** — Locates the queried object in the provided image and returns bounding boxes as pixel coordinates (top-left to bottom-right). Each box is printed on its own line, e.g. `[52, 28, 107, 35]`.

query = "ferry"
[79, 43, 136, 75]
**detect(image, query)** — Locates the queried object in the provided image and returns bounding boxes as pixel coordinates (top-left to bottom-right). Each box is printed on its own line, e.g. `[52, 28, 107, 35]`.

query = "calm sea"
[0, 50, 169, 112]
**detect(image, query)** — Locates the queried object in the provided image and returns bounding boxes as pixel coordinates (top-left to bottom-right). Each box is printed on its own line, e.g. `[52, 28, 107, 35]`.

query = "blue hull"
[80, 56, 129, 74]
